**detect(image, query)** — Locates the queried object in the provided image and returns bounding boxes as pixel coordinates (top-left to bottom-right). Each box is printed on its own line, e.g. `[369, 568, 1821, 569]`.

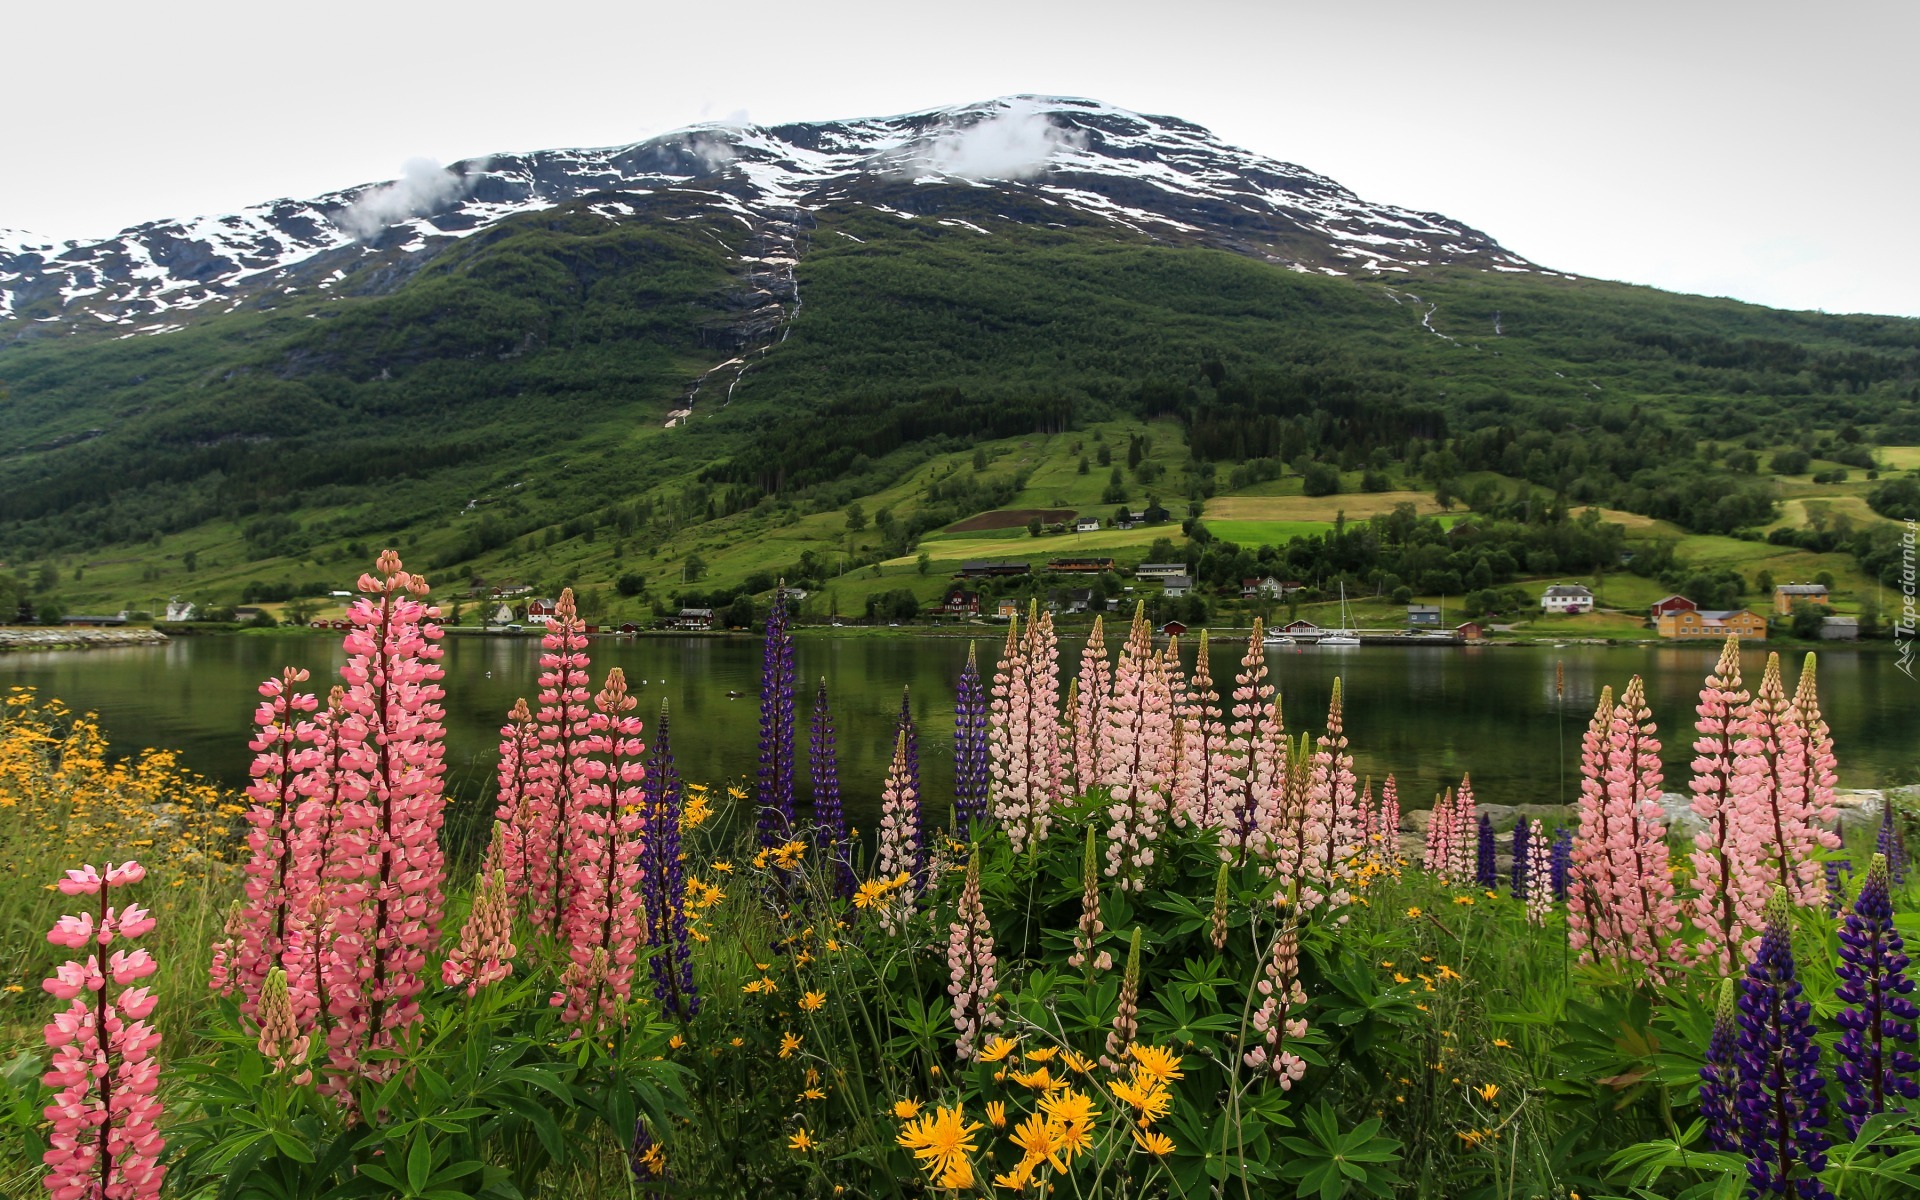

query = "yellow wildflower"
[799, 1087, 826, 1101]
[1127, 1045, 1186, 1084]
[1009, 1065, 1056, 1091]
[896, 1105, 983, 1184]
[1008, 1112, 1067, 1171]
[1405, 907, 1422, 918]
[986, 1099, 1007, 1128]
[779, 1031, 802, 1059]
[1492, 1038, 1512, 1048]
[800, 990, 826, 1012]
[1131, 1128, 1176, 1156]
[978, 1035, 1019, 1063]
[788, 1128, 815, 1152]
[1022, 1046, 1059, 1063]
[1476, 1083, 1500, 1104]
[893, 1098, 923, 1120]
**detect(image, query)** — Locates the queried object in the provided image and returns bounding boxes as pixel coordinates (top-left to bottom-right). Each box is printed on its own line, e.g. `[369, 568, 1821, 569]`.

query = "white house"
[1136, 562, 1187, 580]
[1162, 574, 1194, 598]
[1540, 584, 1594, 614]
[488, 603, 515, 626]
[164, 597, 197, 622]
[1075, 516, 1101, 533]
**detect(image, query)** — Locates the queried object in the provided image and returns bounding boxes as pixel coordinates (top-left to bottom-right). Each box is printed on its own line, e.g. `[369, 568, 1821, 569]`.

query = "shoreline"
[0, 627, 169, 652]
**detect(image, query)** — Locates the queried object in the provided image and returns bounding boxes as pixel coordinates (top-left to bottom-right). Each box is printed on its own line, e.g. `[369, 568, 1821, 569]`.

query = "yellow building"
[1773, 583, 1831, 614]
[1657, 608, 1767, 641]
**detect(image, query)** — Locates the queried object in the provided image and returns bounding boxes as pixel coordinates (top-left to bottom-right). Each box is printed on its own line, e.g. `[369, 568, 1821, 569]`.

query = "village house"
[669, 608, 717, 631]
[934, 587, 982, 617]
[1135, 562, 1187, 580]
[526, 598, 558, 625]
[1540, 584, 1595, 614]
[1656, 608, 1767, 641]
[164, 598, 198, 622]
[957, 560, 1031, 579]
[1819, 616, 1860, 641]
[488, 603, 516, 626]
[1161, 574, 1193, 599]
[1773, 583, 1832, 614]
[1240, 576, 1286, 600]
[995, 598, 1020, 620]
[1047, 557, 1115, 574]
[1406, 604, 1442, 627]
[1074, 516, 1101, 533]
[1048, 588, 1096, 614]
[1159, 620, 1189, 638]
[1649, 595, 1697, 621]
[1280, 618, 1321, 637]
[1455, 620, 1487, 642]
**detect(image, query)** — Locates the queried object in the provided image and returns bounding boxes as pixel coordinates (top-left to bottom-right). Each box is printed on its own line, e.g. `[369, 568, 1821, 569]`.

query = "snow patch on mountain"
[1, 95, 1539, 329]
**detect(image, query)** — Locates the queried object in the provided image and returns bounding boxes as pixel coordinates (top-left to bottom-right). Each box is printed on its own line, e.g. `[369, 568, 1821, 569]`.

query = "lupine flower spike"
[1700, 977, 1739, 1151]
[953, 647, 990, 841]
[1523, 819, 1552, 926]
[809, 679, 850, 897]
[1103, 927, 1143, 1070]
[876, 731, 921, 933]
[324, 551, 447, 1092]
[557, 669, 646, 1031]
[527, 588, 594, 937]
[1734, 888, 1832, 1198]
[645, 700, 699, 1019]
[41, 861, 165, 1200]
[1834, 854, 1920, 1138]
[1687, 637, 1761, 974]
[1878, 802, 1908, 885]
[231, 668, 319, 1016]
[1511, 818, 1531, 901]
[948, 854, 1002, 1060]
[1475, 814, 1497, 890]
[1069, 825, 1107, 974]
[756, 582, 798, 845]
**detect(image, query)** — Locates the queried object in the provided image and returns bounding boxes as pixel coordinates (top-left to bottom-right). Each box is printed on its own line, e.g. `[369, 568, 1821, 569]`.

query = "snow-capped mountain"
[0, 97, 1541, 331]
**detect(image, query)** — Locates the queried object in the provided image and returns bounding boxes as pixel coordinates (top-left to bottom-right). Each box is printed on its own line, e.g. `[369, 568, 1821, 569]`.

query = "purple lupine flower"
[897, 685, 924, 875]
[1877, 804, 1908, 886]
[953, 643, 990, 842]
[1511, 818, 1532, 901]
[1735, 888, 1831, 1198]
[644, 700, 698, 1018]
[1835, 853, 1920, 1139]
[1550, 826, 1572, 902]
[1475, 814, 1497, 890]
[1702, 976, 1741, 1151]
[1826, 860, 1852, 917]
[809, 677, 851, 898]
[755, 582, 797, 844]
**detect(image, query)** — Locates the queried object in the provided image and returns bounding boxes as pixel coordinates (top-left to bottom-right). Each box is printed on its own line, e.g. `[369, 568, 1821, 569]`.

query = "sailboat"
[1319, 582, 1361, 646]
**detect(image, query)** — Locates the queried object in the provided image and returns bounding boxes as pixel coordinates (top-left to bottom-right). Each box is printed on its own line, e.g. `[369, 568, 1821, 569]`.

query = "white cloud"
[336, 158, 475, 240]
[916, 106, 1086, 181]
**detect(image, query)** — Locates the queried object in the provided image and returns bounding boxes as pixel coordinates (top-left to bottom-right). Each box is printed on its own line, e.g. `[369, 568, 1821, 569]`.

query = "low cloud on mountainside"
[917, 106, 1087, 180]
[336, 158, 476, 240]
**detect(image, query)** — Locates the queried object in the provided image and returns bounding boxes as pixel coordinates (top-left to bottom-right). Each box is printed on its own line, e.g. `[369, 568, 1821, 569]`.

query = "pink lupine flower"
[256, 967, 311, 1082]
[1421, 787, 1451, 876]
[1523, 819, 1552, 927]
[1101, 605, 1174, 891]
[1304, 680, 1359, 910]
[1070, 616, 1113, 795]
[1068, 825, 1106, 973]
[490, 698, 543, 905]
[1218, 620, 1274, 860]
[322, 551, 448, 1092]
[1572, 677, 1681, 971]
[284, 686, 359, 1032]
[876, 730, 921, 933]
[39, 861, 166, 1200]
[1446, 775, 1477, 884]
[1686, 637, 1764, 973]
[444, 835, 519, 998]
[1245, 900, 1309, 1089]
[1567, 687, 1617, 960]
[232, 667, 320, 1017]
[1735, 653, 1826, 906]
[948, 854, 1002, 1060]
[1789, 652, 1842, 867]
[527, 589, 596, 937]
[1175, 634, 1230, 829]
[988, 604, 1065, 853]
[1378, 775, 1402, 870]
[557, 670, 645, 1030]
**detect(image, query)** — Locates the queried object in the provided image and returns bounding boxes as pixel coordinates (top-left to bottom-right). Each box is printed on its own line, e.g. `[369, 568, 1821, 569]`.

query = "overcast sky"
[6, 0, 1912, 316]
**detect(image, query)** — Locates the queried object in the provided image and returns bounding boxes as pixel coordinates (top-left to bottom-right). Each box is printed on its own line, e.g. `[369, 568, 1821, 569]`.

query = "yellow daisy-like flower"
[788, 1128, 815, 1153]
[711, 860, 733, 872]
[1008, 1112, 1067, 1172]
[1492, 1038, 1512, 1049]
[800, 990, 827, 1012]
[986, 1100, 1007, 1129]
[852, 879, 889, 910]
[1131, 1128, 1176, 1157]
[1038, 1087, 1099, 1130]
[1022, 1046, 1059, 1063]
[730, 1037, 745, 1048]
[1453, 895, 1475, 906]
[1008, 1065, 1057, 1091]
[936, 1158, 974, 1190]
[1392, 972, 1412, 985]
[668, 1034, 685, 1050]
[1063, 1050, 1095, 1075]
[1110, 1076, 1172, 1126]
[893, 1098, 923, 1120]
[896, 1104, 983, 1183]
[992, 1159, 1036, 1191]
[799, 1087, 826, 1101]
[1476, 1083, 1500, 1104]
[1127, 1045, 1185, 1084]
[779, 1031, 802, 1059]
[977, 1035, 1019, 1063]
[1405, 907, 1422, 919]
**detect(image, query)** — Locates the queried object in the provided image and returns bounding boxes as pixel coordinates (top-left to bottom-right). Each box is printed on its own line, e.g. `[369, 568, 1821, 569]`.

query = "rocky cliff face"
[1, 96, 1541, 334]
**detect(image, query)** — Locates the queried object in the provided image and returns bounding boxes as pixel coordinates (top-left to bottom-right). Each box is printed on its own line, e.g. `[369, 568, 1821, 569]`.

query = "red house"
[1159, 620, 1189, 638]
[936, 587, 982, 617]
[1649, 595, 1697, 621]
[526, 598, 557, 625]
[1455, 621, 1487, 642]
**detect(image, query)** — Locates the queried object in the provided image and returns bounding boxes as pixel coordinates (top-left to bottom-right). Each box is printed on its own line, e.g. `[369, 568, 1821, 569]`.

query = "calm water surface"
[2, 634, 1913, 826]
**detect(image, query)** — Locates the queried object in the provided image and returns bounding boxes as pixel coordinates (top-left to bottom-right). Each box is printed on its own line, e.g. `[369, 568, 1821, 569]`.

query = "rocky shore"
[0, 627, 169, 651]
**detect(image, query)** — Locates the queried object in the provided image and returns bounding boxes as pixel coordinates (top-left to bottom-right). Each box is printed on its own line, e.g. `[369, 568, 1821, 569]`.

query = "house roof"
[1160, 575, 1193, 588]
[1821, 615, 1859, 627]
[1137, 562, 1186, 571]
[1407, 605, 1441, 615]
[1696, 609, 1757, 621]
[1775, 583, 1830, 594]
[1651, 594, 1695, 606]
[1542, 585, 1593, 598]
[677, 608, 714, 617]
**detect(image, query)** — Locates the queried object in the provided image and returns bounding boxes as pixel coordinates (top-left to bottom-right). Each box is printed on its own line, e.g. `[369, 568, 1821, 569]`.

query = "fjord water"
[2, 635, 1912, 826]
